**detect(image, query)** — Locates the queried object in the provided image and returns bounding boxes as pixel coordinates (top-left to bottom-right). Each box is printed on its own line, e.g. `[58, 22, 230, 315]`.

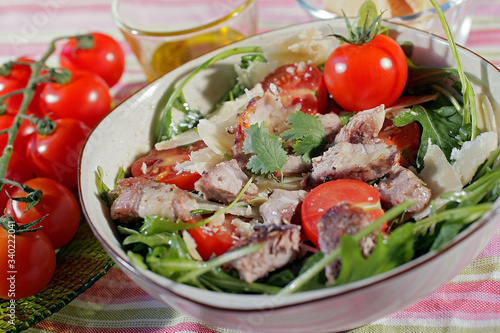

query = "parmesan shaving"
[182, 230, 203, 261]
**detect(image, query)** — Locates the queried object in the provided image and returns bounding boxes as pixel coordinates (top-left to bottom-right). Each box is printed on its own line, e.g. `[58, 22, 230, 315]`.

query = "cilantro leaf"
[393, 101, 462, 170]
[335, 223, 414, 285]
[242, 122, 288, 176]
[280, 111, 328, 163]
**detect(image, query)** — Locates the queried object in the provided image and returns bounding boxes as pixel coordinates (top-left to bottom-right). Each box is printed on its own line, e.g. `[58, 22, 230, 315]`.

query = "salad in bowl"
[80, 4, 500, 332]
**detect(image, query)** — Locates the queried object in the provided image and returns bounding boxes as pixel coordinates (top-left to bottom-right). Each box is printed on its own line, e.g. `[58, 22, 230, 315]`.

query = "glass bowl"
[295, 0, 476, 45]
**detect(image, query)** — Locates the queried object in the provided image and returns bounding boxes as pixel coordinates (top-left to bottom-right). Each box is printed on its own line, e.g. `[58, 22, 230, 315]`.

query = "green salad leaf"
[393, 99, 462, 170]
[281, 111, 328, 163]
[243, 122, 288, 177]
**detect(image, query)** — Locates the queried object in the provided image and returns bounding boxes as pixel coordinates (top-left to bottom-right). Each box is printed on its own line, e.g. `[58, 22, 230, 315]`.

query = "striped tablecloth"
[1, 0, 500, 332]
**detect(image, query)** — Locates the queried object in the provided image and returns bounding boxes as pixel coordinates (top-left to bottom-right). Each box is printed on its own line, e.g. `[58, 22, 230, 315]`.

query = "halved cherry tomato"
[301, 179, 385, 247]
[131, 141, 207, 191]
[187, 216, 238, 261]
[262, 63, 327, 115]
[378, 119, 420, 167]
[324, 34, 408, 112]
[38, 69, 111, 129]
[0, 151, 34, 211]
[59, 32, 125, 87]
[6, 177, 81, 250]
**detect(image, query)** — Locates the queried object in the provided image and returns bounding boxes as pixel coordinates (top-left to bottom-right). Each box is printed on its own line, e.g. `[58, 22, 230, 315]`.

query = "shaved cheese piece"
[182, 230, 203, 261]
[476, 93, 498, 135]
[419, 143, 462, 199]
[235, 61, 278, 89]
[231, 218, 259, 238]
[154, 130, 201, 151]
[451, 131, 498, 185]
[197, 84, 264, 155]
[263, 28, 335, 66]
[176, 147, 225, 175]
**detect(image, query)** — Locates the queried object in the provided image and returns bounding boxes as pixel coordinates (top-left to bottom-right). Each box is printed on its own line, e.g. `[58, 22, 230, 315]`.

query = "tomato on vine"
[59, 33, 125, 87]
[39, 69, 111, 128]
[323, 10, 408, 112]
[0, 113, 37, 156]
[26, 117, 91, 191]
[0, 151, 34, 211]
[0, 217, 56, 299]
[6, 177, 80, 250]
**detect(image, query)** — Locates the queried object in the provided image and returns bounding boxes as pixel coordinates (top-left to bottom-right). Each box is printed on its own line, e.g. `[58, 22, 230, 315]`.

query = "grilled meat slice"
[317, 202, 378, 285]
[194, 159, 259, 204]
[110, 177, 198, 223]
[375, 164, 432, 215]
[334, 105, 385, 144]
[229, 224, 302, 283]
[259, 189, 307, 225]
[307, 141, 399, 188]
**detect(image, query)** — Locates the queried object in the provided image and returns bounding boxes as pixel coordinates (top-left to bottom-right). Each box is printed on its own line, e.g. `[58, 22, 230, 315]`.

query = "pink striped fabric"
[1, 0, 499, 332]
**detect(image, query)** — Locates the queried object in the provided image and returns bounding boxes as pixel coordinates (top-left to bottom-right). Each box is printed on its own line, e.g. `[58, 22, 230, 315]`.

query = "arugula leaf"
[335, 223, 414, 285]
[242, 122, 288, 177]
[280, 111, 328, 163]
[393, 102, 462, 170]
[157, 46, 263, 142]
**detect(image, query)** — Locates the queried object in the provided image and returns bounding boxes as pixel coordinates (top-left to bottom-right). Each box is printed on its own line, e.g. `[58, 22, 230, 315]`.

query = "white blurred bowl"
[295, 0, 476, 45]
[79, 19, 500, 333]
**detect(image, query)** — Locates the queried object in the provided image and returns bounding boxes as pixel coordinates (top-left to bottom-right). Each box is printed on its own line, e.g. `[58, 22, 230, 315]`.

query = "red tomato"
[0, 113, 37, 156]
[39, 69, 111, 128]
[262, 63, 327, 114]
[0, 224, 56, 299]
[0, 57, 44, 116]
[301, 179, 385, 246]
[378, 119, 420, 167]
[0, 151, 34, 211]
[6, 178, 80, 250]
[324, 34, 408, 112]
[26, 118, 91, 191]
[188, 216, 238, 261]
[131, 141, 207, 191]
[60, 32, 125, 87]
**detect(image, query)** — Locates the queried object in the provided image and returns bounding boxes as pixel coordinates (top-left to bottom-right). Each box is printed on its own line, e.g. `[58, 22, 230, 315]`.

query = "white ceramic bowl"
[79, 19, 500, 332]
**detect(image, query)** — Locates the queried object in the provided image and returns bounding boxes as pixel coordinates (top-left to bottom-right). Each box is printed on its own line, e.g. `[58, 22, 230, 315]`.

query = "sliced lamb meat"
[259, 189, 307, 225]
[274, 155, 312, 178]
[334, 105, 385, 144]
[194, 159, 259, 204]
[316, 112, 342, 142]
[317, 202, 378, 285]
[110, 177, 198, 223]
[306, 141, 399, 188]
[229, 224, 301, 283]
[374, 164, 432, 215]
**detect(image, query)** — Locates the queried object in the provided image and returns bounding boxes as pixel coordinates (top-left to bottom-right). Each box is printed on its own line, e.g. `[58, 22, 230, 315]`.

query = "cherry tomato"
[301, 179, 384, 247]
[131, 141, 207, 191]
[0, 113, 37, 156]
[39, 69, 111, 128]
[187, 216, 238, 261]
[262, 63, 327, 115]
[60, 32, 125, 87]
[0, 151, 34, 211]
[378, 119, 420, 167]
[0, 224, 56, 299]
[26, 118, 91, 191]
[324, 34, 408, 112]
[0, 57, 44, 116]
[6, 178, 80, 250]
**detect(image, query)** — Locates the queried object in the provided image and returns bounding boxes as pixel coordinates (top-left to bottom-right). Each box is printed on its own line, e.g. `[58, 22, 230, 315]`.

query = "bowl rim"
[79, 18, 500, 312]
